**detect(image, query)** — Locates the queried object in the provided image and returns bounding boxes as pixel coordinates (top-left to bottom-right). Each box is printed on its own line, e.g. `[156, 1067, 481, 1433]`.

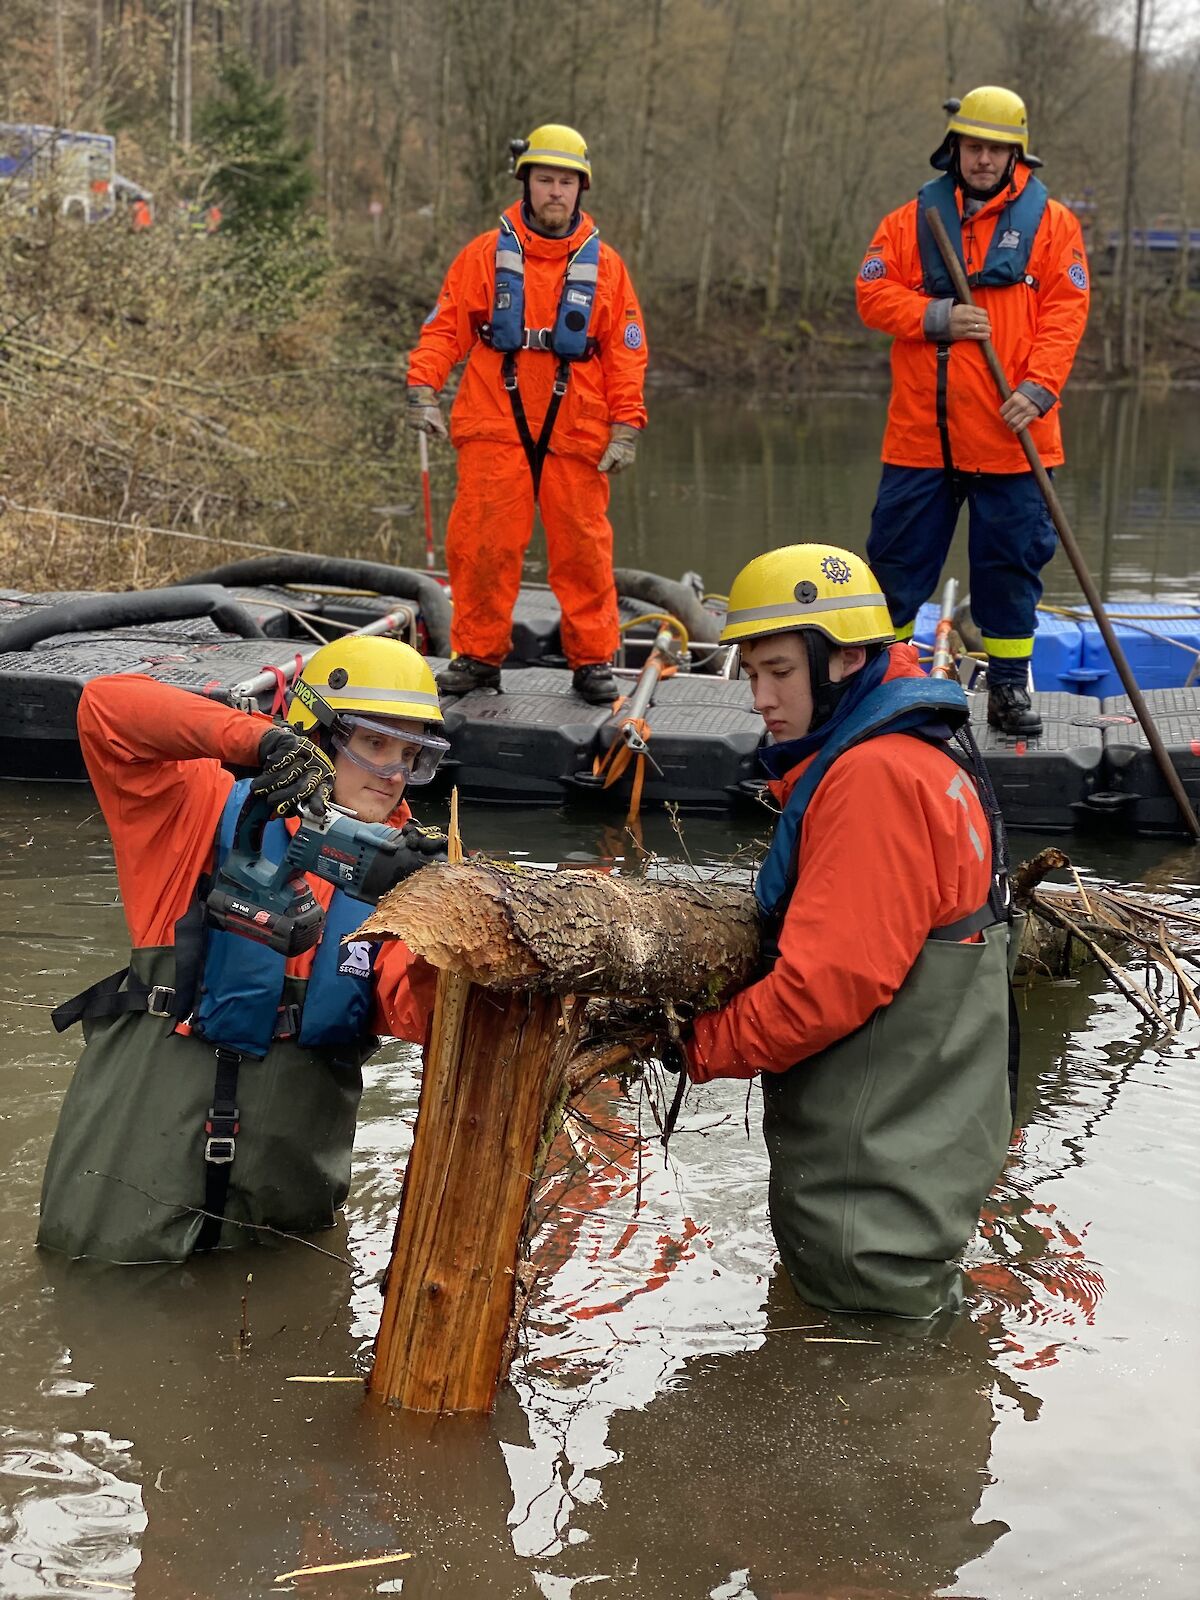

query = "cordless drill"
[206, 791, 443, 956]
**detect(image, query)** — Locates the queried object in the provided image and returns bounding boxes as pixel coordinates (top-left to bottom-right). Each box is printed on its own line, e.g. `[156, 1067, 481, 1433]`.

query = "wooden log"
[362, 861, 759, 1414]
[356, 861, 760, 1000]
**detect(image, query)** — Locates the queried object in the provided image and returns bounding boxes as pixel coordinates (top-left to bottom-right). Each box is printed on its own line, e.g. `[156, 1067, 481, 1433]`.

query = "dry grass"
[0, 206, 429, 594]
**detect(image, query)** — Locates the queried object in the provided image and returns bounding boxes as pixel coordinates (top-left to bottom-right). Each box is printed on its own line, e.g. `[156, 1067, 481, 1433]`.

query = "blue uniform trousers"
[867, 465, 1057, 686]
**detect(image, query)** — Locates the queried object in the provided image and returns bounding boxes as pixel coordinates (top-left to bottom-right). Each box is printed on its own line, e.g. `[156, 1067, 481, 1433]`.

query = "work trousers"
[867, 465, 1058, 685]
[445, 440, 620, 669]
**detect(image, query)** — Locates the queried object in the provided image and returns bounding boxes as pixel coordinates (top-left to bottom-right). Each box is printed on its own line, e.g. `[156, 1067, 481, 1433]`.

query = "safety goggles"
[331, 714, 450, 785]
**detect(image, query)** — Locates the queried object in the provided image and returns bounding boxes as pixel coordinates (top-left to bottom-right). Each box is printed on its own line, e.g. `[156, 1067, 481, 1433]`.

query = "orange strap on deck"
[589, 658, 677, 822]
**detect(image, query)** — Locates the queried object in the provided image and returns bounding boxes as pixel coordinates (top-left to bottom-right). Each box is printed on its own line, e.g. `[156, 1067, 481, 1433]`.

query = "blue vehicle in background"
[0, 123, 119, 222]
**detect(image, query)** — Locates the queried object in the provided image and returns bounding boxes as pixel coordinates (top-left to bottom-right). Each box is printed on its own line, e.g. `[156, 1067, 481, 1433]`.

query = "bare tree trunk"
[1119, 0, 1147, 375]
[384, 0, 408, 256]
[766, 0, 803, 320]
[633, 0, 666, 279]
[53, 0, 66, 123]
[169, 2, 181, 143]
[941, 0, 961, 96]
[695, 0, 746, 335]
[315, 0, 329, 217]
[94, 0, 105, 86]
[433, 3, 453, 247]
[1173, 50, 1200, 316]
[180, 0, 194, 150]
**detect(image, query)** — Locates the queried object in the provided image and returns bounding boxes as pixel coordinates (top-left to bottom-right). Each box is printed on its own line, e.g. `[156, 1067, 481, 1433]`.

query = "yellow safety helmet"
[513, 123, 592, 189]
[720, 544, 895, 649]
[931, 86, 1041, 169]
[286, 636, 443, 735]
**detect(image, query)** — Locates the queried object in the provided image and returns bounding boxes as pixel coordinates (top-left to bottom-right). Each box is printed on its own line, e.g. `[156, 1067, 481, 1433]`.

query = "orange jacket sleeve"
[597, 247, 648, 429]
[370, 945, 438, 1045]
[685, 736, 993, 1083]
[78, 675, 271, 948]
[856, 204, 929, 342]
[1022, 201, 1090, 402]
[406, 234, 494, 393]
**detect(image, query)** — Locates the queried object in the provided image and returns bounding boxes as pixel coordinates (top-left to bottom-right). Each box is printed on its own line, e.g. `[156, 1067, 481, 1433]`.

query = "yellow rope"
[618, 611, 690, 651]
[1036, 601, 1200, 658]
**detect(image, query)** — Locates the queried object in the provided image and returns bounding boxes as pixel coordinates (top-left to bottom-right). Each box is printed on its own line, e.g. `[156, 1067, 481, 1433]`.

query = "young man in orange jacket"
[685, 544, 1015, 1318]
[406, 123, 648, 705]
[857, 86, 1089, 736]
[38, 639, 447, 1263]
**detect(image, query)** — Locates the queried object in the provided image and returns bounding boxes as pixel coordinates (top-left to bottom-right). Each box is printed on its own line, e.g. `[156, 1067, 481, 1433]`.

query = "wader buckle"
[146, 984, 176, 1017]
[552, 370, 569, 398]
[204, 1108, 240, 1165]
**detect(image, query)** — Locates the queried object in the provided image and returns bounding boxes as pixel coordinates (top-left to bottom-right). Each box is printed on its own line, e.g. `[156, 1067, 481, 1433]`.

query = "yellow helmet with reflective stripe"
[286, 636, 443, 734]
[513, 123, 592, 189]
[720, 544, 895, 648]
[932, 85, 1041, 169]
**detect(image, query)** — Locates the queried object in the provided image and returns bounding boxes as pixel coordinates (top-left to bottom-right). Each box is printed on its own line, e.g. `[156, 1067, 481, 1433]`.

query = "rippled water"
[2, 391, 1199, 1598]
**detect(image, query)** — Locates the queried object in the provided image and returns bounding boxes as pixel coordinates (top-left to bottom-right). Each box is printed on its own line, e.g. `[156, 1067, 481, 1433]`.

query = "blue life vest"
[756, 678, 971, 919]
[916, 172, 1049, 298]
[194, 780, 378, 1058]
[484, 214, 601, 360]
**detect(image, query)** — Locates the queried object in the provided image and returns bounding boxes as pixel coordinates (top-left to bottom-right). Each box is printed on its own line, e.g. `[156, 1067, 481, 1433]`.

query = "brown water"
[2, 389, 1199, 1599]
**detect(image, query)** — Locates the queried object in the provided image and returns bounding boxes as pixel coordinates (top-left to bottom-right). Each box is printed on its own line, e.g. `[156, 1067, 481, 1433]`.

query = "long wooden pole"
[923, 205, 1200, 841]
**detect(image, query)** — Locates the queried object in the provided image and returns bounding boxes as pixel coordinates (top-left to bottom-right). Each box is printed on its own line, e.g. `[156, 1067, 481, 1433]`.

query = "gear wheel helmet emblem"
[820, 555, 853, 585]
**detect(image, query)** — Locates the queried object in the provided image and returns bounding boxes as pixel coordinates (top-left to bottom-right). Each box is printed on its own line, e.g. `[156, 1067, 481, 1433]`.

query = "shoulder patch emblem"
[1067, 262, 1088, 290]
[624, 322, 644, 349]
[997, 228, 1021, 250]
[860, 257, 886, 282]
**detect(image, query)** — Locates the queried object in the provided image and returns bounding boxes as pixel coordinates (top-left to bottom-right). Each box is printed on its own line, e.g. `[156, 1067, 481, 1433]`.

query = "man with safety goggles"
[38, 636, 451, 1265]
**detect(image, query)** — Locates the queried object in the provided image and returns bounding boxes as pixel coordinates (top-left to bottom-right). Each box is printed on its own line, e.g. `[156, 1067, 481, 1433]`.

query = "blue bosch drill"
[206, 791, 445, 956]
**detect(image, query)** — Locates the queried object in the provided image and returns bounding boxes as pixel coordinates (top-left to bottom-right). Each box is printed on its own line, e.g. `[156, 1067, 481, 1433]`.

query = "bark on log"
[356, 862, 761, 1002]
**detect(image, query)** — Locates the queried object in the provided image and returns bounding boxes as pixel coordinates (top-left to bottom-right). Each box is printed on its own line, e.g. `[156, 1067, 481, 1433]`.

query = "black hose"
[613, 568, 723, 644]
[173, 555, 453, 656]
[0, 585, 266, 654]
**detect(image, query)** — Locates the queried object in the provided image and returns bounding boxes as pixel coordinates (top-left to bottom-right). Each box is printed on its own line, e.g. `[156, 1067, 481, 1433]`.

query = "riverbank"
[644, 281, 1200, 397]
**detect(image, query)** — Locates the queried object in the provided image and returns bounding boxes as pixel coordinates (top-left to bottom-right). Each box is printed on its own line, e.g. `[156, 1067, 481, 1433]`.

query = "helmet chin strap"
[802, 631, 852, 731]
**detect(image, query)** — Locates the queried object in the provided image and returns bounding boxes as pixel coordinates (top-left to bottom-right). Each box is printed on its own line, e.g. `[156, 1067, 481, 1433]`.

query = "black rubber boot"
[572, 663, 620, 706]
[987, 682, 1042, 736]
[435, 656, 501, 696]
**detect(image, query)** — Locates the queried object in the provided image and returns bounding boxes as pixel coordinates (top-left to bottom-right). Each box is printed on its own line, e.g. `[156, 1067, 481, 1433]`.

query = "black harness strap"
[50, 967, 176, 1033]
[502, 351, 570, 499]
[196, 1047, 242, 1252]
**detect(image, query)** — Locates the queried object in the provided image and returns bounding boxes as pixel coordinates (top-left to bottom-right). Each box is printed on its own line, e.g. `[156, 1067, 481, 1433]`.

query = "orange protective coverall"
[77, 676, 434, 1042]
[408, 201, 648, 667]
[856, 164, 1089, 472]
[686, 646, 993, 1082]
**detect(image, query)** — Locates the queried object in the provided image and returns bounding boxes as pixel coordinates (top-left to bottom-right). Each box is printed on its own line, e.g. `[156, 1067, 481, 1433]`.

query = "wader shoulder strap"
[196, 1047, 242, 1252]
[935, 342, 954, 474]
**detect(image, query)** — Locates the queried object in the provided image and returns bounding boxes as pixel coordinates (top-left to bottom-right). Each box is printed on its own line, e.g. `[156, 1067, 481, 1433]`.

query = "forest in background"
[1, 0, 1198, 587]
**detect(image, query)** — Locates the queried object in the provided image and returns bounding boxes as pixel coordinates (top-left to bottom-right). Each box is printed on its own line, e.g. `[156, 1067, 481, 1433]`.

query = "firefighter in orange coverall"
[857, 86, 1090, 736]
[406, 123, 648, 705]
[684, 544, 1016, 1319]
[38, 641, 445, 1263]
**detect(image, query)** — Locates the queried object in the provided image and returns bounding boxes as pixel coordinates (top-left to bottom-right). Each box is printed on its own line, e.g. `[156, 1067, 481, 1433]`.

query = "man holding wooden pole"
[857, 86, 1090, 736]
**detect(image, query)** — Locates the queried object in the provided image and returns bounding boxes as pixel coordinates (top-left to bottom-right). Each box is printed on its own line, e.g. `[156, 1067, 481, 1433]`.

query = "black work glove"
[251, 726, 335, 819]
[399, 819, 449, 862]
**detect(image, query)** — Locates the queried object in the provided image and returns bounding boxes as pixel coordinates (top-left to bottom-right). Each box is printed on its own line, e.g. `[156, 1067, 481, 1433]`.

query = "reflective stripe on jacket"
[407, 202, 647, 465]
[856, 164, 1089, 472]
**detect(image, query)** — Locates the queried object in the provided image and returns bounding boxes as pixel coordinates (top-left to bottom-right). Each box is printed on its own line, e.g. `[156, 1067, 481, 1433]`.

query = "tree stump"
[357, 861, 759, 1413]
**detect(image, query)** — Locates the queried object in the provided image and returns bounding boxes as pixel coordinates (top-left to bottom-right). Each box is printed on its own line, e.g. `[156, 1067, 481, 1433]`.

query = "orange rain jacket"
[77, 676, 434, 1042]
[857, 164, 1089, 473]
[686, 646, 993, 1082]
[407, 202, 648, 465]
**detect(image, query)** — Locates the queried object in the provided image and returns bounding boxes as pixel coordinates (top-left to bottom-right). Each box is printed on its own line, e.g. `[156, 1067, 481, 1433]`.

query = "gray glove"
[597, 422, 639, 475]
[406, 384, 448, 438]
